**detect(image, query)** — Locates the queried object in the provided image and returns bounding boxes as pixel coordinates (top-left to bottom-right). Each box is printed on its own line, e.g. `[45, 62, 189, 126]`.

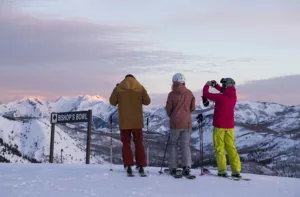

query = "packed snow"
[0, 163, 299, 197]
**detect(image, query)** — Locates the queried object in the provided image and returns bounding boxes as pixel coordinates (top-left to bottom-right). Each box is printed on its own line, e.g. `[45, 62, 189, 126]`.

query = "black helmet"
[220, 78, 235, 92]
[220, 78, 235, 87]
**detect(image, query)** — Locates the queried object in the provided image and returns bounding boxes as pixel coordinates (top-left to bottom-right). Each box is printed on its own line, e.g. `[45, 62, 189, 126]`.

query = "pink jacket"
[165, 82, 196, 129]
[203, 84, 236, 128]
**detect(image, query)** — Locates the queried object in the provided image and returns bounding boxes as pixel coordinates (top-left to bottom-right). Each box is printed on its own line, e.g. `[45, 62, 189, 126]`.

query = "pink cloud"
[235, 75, 300, 105]
[0, 10, 191, 102]
[147, 75, 300, 106]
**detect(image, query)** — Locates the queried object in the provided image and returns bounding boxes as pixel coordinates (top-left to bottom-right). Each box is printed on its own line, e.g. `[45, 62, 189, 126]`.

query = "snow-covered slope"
[0, 95, 299, 178]
[0, 164, 299, 197]
[0, 113, 103, 164]
[2, 98, 50, 118]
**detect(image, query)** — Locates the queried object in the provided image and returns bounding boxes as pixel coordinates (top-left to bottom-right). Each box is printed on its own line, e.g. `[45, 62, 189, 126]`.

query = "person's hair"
[171, 81, 185, 91]
[172, 81, 185, 85]
[125, 74, 135, 79]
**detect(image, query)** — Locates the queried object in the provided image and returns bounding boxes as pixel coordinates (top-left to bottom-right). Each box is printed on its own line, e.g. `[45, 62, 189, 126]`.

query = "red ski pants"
[120, 129, 146, 167]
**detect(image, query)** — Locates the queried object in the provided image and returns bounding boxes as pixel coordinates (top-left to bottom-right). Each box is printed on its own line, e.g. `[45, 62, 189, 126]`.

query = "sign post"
[49, 123, 55, 163]
[86, 110, 92, 164]
[49, 110, 92, 164]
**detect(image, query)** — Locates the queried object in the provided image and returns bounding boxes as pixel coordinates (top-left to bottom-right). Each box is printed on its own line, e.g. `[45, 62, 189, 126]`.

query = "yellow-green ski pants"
[213, 127, 241, 174]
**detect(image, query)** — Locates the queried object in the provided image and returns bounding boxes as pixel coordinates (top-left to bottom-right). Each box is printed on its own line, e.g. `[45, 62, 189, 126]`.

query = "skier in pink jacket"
[165, 73, 196, 177]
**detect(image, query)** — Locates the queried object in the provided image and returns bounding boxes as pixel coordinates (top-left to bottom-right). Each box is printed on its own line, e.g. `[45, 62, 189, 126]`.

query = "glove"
[211, 80, 217, 87]
[196, 114, 203, 122]
[205, 81, 211, 86]
[202, 96, 209, 107]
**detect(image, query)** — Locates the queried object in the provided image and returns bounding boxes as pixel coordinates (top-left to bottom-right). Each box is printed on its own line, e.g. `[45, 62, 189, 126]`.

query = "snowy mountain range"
[0, 95, 299, 178]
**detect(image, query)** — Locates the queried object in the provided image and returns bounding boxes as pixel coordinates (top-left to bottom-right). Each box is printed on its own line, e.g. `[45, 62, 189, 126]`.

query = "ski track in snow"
[0, 164, 299, 197]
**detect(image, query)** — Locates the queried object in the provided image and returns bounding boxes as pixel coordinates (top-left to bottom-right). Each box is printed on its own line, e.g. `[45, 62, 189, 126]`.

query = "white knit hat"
[172, 73, 186, 84]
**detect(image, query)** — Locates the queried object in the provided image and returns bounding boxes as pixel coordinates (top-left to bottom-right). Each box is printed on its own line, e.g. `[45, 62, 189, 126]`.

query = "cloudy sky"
[0, 0, 300, 105]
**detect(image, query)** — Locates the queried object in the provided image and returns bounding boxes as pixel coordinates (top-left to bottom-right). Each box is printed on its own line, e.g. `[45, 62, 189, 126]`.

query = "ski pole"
[146, 117, 149, 173]
[110, 115, 113, 171]
[158, 132, 170, 174]
[196, 114, 204, 175]
[61, 149, 63, 164]
[200, 120, 204, 175]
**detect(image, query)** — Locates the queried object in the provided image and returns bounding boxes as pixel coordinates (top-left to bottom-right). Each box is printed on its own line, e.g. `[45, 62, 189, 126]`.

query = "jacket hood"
[172, 81, 187, 93]
[118, 77, 143, 92]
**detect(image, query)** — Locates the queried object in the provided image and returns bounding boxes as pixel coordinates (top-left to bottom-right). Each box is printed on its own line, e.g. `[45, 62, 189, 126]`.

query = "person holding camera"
[202, 78, 241, 178]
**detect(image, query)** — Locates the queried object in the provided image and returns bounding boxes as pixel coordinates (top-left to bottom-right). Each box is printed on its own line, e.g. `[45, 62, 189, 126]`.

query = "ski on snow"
[136, 167, 148, 177]
[127, 172, 135, 177]
[200, 168, 251, 181]
[126, 168, 148, 177]
[127, 172, 147, 177]
[139, 172, 147, 177]
[161, 168, 250, 181]
[163, 169, 196, 179]
[126, 167, 250, 180]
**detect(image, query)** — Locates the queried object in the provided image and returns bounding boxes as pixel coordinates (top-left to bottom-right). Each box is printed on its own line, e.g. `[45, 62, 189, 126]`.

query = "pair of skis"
[163, 169, 196, 179]
[127, 167, 147, 177]
[163, 168, 250, 181]
[201, 168, 251, 181]
[127, 172, 147, 177]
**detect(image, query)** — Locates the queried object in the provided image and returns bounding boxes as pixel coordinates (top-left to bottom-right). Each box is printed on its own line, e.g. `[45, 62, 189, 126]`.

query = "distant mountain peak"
[77, 95, 107, 103]
[53, 95, 107, 104]
[54, 96, 66, 103]
[19, 97, 45, 103]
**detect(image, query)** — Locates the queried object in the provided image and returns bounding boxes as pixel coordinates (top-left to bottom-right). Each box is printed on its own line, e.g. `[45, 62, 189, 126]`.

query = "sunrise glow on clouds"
[1, 0, 300, 105]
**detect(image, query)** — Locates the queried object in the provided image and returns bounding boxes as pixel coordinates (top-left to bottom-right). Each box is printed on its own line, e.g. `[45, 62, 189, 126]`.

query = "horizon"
[1, 1, 300, 105]
[1, 92, 299, 107]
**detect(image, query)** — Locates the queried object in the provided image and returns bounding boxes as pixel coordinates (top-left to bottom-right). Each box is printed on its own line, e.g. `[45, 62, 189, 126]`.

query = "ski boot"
[137, 166, 147, 177]
[217, 172, 228, 177]
[182, 166, 196, 179]
[125, 165, 134, 177]
[182, 166, 191, 176]
[231, 173, 242, 178]
[170, 168, 182, 178]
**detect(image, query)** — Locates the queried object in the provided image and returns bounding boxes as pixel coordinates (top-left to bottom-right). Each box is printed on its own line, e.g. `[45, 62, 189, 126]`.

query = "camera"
[211, 80, 217, 87]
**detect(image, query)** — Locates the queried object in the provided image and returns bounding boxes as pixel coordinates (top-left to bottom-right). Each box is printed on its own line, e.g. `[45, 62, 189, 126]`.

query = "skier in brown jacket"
[165, 73, 196, 177]
[109, 74, 151, 175]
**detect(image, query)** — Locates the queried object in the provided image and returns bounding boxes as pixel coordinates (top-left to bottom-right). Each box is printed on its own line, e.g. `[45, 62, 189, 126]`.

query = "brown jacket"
[165, 82, 195, 129]
[109, 77, 151, 130]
